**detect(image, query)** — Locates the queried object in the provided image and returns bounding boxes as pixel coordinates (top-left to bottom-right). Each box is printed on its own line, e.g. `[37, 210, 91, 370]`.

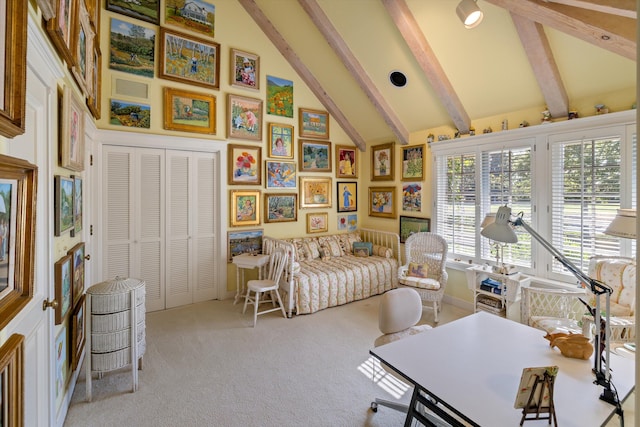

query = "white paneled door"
[103, 146, 217, 311]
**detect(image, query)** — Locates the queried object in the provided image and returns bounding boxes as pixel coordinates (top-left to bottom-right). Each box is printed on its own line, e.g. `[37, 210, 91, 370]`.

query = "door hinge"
[90, 154, 93, 166]
[90, 224, 93, 236]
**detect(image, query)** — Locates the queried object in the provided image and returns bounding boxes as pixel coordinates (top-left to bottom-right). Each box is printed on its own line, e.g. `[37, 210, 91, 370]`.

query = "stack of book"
[479, 277, 504, 295]
[476, 294, 506, 316]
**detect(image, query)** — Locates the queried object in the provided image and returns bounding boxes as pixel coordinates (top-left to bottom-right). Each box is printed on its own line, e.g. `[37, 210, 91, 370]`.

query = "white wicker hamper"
[85, 276, 146, 402]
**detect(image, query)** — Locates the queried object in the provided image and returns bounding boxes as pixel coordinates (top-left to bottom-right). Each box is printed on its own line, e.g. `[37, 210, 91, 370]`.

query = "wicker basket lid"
[87, 276, 145, 295]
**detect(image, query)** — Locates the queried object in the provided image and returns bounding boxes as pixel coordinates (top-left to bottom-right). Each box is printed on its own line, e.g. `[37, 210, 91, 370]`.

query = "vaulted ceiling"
[240, 0, 636, 150]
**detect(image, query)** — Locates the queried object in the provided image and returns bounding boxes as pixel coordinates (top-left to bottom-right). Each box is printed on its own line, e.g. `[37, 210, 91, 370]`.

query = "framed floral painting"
[299, 177, 332, 209]
[369, 186, 396, 219]
[267, 76, 293, 118]
[401, 144, 425, 181]
[306, 212, 328, 234]
[228, 144, 261, 185]
[371, 142, 394, 181]
[227, 94, 263, 141]
[60, 86, 85, 172]
[230, 190, 261, 227]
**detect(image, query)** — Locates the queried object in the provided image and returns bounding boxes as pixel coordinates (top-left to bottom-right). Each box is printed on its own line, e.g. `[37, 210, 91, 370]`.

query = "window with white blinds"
[431, 113, 636, 283]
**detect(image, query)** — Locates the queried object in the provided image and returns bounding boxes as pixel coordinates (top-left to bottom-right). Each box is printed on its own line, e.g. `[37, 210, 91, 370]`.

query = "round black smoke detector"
[389, 71, 407, 87]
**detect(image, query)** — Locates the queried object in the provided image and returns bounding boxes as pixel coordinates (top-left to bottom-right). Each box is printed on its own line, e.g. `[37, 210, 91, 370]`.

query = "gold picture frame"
[86, 46, 102, 120]
[299, 107, 329, 139]
[306, 212, 328, 234]
[60, 86, 86, 172]
[268, 123, 294, 159]
[230, 190, 261, 226]
[228, 144, 261, 185]
[70, 0, 95, 97]
[299, 177, 332, 209]
[371, 142, 395, 181]
[163, 87, 216, 134]
[0, 0, 27, 138]
[71, 295, 86, 371]
[0, 155, 37, 331]
[227, 93, 263, 141]
[264, 193, 297, 223]
[369, 186, 397, 219]
[45, 0, 75, 66]
[401, 144, 425, 181]
[230, 48, 259, 90]
[0, 334, 24, 426]
[299, 140, 331, 172]
[335, 145, 357, 178]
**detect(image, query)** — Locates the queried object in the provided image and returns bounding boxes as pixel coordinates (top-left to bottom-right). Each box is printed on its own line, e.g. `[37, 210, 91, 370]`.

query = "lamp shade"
[456, 0, 484, 29]
[480, 206, 518, 243]
[480, 212, 495, 228]
[604, 209, 636, 239]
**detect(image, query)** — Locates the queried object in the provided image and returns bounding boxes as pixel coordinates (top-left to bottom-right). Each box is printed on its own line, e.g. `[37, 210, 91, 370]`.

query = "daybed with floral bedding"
[263, 229, 401, 316]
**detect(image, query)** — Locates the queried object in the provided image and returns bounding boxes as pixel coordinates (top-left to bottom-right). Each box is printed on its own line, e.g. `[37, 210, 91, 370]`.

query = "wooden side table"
[232, 253, 270, 304]
[85, 276, 146, 402]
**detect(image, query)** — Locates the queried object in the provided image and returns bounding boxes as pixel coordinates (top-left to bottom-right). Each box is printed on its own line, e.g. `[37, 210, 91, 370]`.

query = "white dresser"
[85, 276, 146, 402]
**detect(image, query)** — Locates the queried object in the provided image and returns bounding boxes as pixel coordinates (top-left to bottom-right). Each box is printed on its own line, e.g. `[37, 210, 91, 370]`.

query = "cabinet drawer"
[91, 325, 146, 353]
[90, 304, 145, 333]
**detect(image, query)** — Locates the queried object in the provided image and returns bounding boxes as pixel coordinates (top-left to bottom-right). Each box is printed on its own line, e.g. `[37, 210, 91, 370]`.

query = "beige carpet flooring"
[64, 296, 634, 427]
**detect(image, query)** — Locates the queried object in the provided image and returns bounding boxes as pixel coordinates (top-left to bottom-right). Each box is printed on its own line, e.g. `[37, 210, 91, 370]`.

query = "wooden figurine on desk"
[544, 332, 593, 360]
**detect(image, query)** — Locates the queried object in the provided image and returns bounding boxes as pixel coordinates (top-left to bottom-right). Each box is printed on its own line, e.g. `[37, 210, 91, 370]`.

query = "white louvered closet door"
[103, 146, 166, 312]
[165, 150, 217, 308]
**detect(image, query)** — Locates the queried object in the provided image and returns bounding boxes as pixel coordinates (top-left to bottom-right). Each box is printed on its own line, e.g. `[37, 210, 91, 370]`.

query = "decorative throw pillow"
[372, 244, 393, 258]
[407, 262, 429, 278]
[304, 240, 321, 260]
[353, 247, 369, 257]
[352, 241, 373, 256]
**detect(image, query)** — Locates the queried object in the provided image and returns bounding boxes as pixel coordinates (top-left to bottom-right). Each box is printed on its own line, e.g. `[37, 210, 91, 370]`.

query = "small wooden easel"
[520, 370, 557, 427]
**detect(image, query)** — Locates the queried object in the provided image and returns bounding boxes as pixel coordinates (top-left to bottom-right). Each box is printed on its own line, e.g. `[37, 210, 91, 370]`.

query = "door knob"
[42, 299, 58, 310]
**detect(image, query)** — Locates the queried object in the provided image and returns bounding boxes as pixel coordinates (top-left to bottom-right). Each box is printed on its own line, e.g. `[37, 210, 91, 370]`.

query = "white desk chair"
[243, 248, 288, 327]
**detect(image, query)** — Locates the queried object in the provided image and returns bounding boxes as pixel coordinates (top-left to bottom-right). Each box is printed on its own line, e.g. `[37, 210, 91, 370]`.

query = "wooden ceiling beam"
[298, 0, 410, 145]
[541, 0, 636, 19]
[237, 0, 367, 151]
[511, 13, 569, 119]
[485, 0, 636, 60]
[381, 0, 472, 134]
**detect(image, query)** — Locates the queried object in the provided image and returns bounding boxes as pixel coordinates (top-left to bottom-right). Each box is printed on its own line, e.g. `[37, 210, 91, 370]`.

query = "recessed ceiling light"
[389, 71, 407, 88]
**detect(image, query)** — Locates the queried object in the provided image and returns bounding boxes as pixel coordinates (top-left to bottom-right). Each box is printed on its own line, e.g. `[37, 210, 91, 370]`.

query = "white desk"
[370, 312, 635, 427]
[232, 253, 270, 304]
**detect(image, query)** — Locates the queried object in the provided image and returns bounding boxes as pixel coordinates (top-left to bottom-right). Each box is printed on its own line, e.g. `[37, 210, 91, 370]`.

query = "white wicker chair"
[520, 286, 586, 335]
[397, 233, 448, 322]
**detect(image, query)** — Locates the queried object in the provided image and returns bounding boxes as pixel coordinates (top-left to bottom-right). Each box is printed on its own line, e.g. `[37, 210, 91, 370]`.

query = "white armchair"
[520, 286, 586, 335]
[397, 232, 448, 322]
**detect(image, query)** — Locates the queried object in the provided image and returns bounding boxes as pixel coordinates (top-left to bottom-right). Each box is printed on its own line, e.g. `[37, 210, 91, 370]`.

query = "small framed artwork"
[0, 334, 24, 426]
[164, 0, 215, 38]
[371, 142, 394, 181]
[109, 18, 155, 79]
[107, 0, 159, 25]
[402, 183, 422, 212]
[337, 181, 357, 213]
[60, 85, 85, 172]
[71, 175, 83, 237]
[336, 145, 357, 178]
[227, 228, 263, 262]
[307, 212, 328, 234]
[159, 27, 221, 90]
[268, 123, 294, 159]
[399, 215, 431, 243]
[369, 186, 396, 219]
[71, 295, 86, 371]
[299, 108, 329, 139]
[299, 140, 331, 172]
[54, 176, 74, 236]
[265, 161, 296, 189]
[401, 144, 425, 181]
[70, 0, 94, 96]
[264, 193, 297, 223]
[267, 76, 293, 118]
[86, 46, 102, 120]
[54, 253, 73, 324]
[230, 48, 259, 90]
[230, 190, 261, 227]
[300, 177, 332, 209]
[228, 144, 261, 186]
[0, 0, 27, 138]
[163, 87, 216, 134]
[69, 242, 86, 309]
[55, 325, 69, 399]
[338, 214, 357, 232]
[110, 99, 151, 128]
[0, 155, 37, 331]
[227, 94, 263, 141]
[45, 0, 75, 67]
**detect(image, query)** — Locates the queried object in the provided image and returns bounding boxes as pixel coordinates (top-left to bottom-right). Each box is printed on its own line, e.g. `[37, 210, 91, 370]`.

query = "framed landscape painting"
[69, 242, 86, 309]
[231, 48, 259, 90]
[399, 215, 430, 243]
[266, 161, 296, 189]
[369, 186, 396, 219]
[230, 190, 261, 227]
[227, 228, 263, 261]
[299, 140, 331, 172]
[264, 193, 297, 223]
[163, 88, 216, 134]
[54, 176, 74, 236]
[159, 27, 220, 89]
[54, 253, 72, 324]
[110, 99, 151, 128]
[401, 144, 425, 181]
[267, 76, 293, 118]
[299, 108, 329, 139]
[107, 0, 159, 25]
[268, 123, 294, 159]
[228, 144, 261, 185]
[71, 0, 94, 96]
[109, 18, 156, 78]
[71, 175, 83, 236]
[227, 94, 263, 141]
[165, 0, 215, 38]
